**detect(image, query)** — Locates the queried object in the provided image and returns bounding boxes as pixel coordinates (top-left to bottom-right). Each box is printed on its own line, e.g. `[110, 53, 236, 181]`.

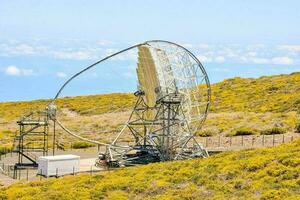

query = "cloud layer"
[4, 65, 35, 76]
[194, 43, 298, 65]
[0, 39, 299, 66]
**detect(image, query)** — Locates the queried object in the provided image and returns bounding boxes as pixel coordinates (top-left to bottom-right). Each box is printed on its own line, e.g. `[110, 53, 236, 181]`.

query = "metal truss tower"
[13, 111, 49, 168]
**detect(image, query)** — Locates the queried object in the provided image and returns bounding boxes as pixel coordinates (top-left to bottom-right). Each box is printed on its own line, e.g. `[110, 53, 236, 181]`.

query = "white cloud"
[106, 49, 136, 61]
[1, 40, 299, 67]
[246, 44, 265, 50]
[271, 56, 294, 65]
[221, 48, 238, 58]
[277, 45, 300, 52]
[52, 50, 94, 60]
[21, 69, 35, 76]
[212, 67, 229, 72]
[198, 44, 211, 49]
[182, 43, 193, 48]
[4, 65, 35, 76]
[241, 56, 294, 65]
[197, 55, 212, 63]
[246, 51, 257, 57]
[215, 56, 225, 63]
[97, 40, 114, 46]
[105, 48, 119, 55]
[252, 58, 270, 64]
[0, 43, 47, 57]
[0, 41, 99, 60]
[56, 72, 67, 78]
[5, 65, 21, 76]
[196, 55, 226, 63]
[15, 44, 35, 55]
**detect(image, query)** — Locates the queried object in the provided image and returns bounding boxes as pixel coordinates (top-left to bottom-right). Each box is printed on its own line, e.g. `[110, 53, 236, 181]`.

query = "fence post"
[283, 134, 285, 143]
[13, 167, 16, 179]
[291, 136, 294, 142]
[90, 166, 93, 175]
[272, 134, 275, 146]
[229, 136, 232, 147]
[252, 136, 254, 146]
[262, 135, 265, 146]
[8, 165, 10, 176]
[40, 170, 42, 181]
[73, 166, 75, 176]
[205, 137, 208, 147]
[56, 168, 58, 178]
[241, 136, 244, 146]
[27, 169, 29, 181]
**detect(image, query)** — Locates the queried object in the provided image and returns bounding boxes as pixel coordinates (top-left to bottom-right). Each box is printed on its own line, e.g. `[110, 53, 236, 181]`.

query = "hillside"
[211, 72, 300, 113]
[1, 72, 300, 146]
[0, 139, 299, 199]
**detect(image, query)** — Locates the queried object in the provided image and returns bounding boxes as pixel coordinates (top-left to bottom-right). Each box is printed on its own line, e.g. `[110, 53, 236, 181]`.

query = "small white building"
[37, 154, 80, 177]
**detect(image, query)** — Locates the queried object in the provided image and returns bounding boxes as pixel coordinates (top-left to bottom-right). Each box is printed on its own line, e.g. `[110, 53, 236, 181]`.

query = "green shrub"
[267, 86, 279, 93]
[231, 127, 257, 136]
[196, 129, 217, 137]
[261, 127, 285, 135]
[295, 123, 300, 133]
[0, 146, 12, 156]
[71, 141, 95, 149]
[260, 189, 291, 200]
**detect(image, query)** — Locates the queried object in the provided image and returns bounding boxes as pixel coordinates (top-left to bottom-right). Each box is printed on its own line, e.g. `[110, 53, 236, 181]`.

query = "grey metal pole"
[53, 120, 56, 156]
[241, 136, 244, 146]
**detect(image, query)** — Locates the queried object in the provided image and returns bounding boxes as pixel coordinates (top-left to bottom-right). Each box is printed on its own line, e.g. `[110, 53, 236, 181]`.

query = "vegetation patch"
[1, 73, 300, 146]
[231, 127, 257, 136]
[0, 139, 299, 199]
[295, 123, 300, 133]
[71, 141, 95, 149]
[0, 146, 12, 156]
[261, 127, 285, 135]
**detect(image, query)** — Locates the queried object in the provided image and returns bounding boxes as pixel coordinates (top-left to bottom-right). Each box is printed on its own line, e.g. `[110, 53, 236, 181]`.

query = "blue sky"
[0, 0, 300, 102]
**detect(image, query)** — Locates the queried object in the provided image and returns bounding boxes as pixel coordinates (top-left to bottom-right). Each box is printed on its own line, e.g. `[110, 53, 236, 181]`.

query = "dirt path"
[0, 173, 16, 187]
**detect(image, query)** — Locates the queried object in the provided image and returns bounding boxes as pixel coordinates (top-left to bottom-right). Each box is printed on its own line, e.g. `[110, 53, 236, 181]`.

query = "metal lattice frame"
[48, 40, 211, 167]
[104, 42, 210, 165]
[149, 42, 210, 130]
[13, 111, 49, 169]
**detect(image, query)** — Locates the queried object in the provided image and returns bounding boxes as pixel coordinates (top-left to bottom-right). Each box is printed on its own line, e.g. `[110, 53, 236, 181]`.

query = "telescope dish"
[137, 42, 210, 131]
[49, 40, 211, 167]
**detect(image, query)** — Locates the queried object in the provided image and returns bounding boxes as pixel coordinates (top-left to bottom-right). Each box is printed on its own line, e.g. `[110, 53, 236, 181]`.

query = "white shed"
[37, 154, 80, 177]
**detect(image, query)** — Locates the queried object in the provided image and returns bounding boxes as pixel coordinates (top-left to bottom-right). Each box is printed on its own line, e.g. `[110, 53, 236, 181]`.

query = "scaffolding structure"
[102, 90, 208, 167]
[13, 111, 49, 169]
